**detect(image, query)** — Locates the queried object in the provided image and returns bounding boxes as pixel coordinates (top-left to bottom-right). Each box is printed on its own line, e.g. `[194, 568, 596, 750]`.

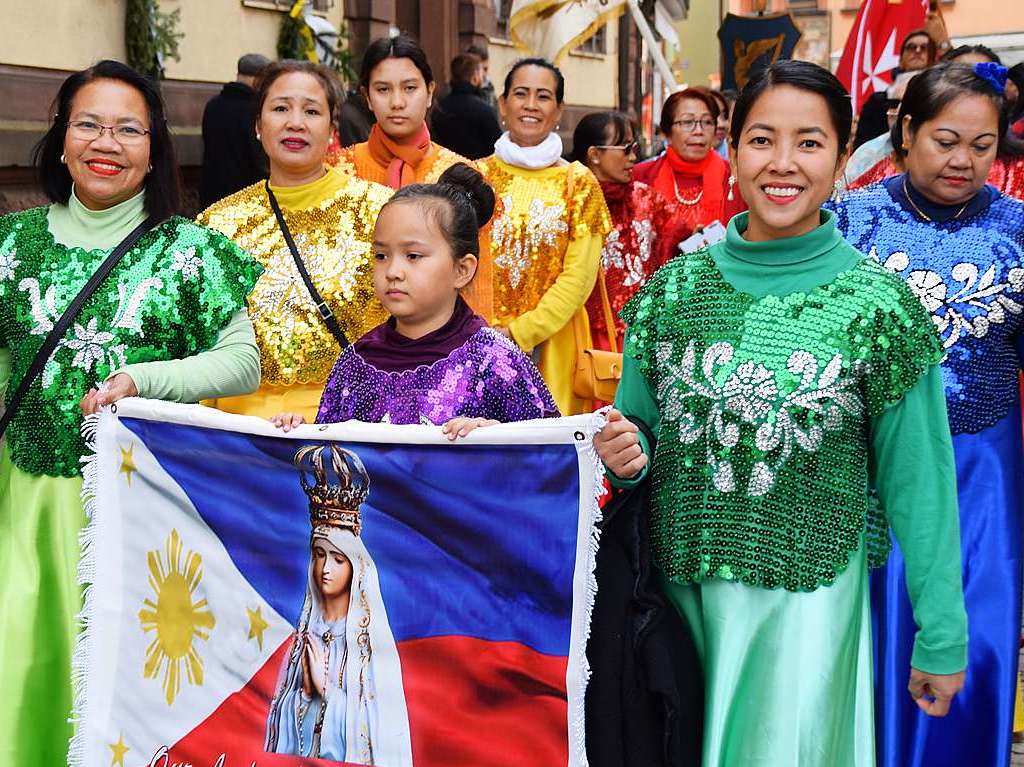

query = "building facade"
[0, 0, 661, 213]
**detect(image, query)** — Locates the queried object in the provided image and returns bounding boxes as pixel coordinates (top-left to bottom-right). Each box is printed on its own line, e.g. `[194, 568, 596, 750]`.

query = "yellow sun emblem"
[138, 529, 216, 705]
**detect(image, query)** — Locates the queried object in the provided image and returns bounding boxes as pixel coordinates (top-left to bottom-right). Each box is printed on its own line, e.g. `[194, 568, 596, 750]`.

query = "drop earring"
[60, 153, 66, 164]
[727, 174, 736, 201]
[831, 178, 844, 204]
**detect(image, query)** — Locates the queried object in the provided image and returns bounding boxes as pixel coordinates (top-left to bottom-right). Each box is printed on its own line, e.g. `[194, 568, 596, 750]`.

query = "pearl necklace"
[902, 176, 970, 223]
[672, 173, 704, 206]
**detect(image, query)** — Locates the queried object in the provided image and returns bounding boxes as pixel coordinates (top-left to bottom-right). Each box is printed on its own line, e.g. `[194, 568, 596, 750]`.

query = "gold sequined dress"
[198, 168, 393, 419]
[478, 157, 611, 414]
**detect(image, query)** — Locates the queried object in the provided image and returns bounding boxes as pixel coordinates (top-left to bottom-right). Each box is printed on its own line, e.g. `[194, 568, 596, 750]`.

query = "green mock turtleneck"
[46, 186, 148, 251]
[712, 210, 862, 298]
[609, 207, 966, 675]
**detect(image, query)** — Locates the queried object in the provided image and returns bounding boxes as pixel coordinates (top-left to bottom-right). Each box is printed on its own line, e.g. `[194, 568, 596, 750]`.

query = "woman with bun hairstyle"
[272, 163, 557, 432]
[833, 61, 1024, 767]
[479, 58, 611, 415]
[198, 60, 393, 422]
[594, 60, 966, 766]
[632, 87, 746, 233]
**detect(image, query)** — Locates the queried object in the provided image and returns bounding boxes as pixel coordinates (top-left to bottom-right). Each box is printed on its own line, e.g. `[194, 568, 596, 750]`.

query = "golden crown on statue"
[293, 444, 370, 535]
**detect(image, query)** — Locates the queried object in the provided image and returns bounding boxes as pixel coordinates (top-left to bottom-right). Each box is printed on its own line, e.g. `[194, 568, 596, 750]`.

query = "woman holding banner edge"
[0, 60, 261, 766]
[595, 60, 967, 766]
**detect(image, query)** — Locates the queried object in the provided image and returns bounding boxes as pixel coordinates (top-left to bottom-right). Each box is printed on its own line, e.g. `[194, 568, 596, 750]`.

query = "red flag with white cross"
[836, 0, 928, 113]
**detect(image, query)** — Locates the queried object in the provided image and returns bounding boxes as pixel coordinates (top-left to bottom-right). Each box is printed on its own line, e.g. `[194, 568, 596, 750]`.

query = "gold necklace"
[902, 176, 970, 223]
[672, 173, 704, 206]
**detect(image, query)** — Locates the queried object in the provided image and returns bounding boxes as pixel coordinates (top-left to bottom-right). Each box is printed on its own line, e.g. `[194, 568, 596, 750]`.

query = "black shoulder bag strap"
[0, 216, 160, 440]
[265, 181, 350, 349]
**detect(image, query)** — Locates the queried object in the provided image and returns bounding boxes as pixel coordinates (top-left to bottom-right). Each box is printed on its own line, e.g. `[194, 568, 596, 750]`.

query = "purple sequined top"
[315, 327, 560, 425]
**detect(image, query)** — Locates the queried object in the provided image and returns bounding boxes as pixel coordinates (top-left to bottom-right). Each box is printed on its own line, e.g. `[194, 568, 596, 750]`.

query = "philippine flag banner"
[71, 399, 602, 767]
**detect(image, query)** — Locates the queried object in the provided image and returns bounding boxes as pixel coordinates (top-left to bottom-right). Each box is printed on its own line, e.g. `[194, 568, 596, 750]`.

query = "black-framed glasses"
[672, 117, 716, 133]
[903, 42, 929, 53]
[68, 120, 151, 144]
[885, 98, 902, 113]
[594, 141, 639, 155]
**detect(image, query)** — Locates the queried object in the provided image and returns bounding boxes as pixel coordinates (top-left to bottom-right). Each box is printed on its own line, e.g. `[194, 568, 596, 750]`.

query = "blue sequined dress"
[833, 175, 1024, 767]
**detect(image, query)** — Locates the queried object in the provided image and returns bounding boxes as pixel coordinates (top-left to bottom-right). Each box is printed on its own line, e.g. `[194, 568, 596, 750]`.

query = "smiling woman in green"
[593, 60, 968, 767]
[0, 61, 261, 766]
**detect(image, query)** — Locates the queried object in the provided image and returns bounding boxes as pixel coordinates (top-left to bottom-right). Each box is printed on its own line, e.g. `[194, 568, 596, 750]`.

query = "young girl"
[271, 163, 558, 435]
[594, 61, 967, 766]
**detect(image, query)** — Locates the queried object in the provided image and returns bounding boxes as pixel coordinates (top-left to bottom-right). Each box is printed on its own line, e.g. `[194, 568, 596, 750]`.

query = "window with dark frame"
[574, 23, 607, 55]
[495, 0, 514, 39]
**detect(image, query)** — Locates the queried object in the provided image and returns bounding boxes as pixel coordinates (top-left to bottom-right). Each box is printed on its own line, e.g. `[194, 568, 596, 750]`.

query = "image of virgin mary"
[265, 444, 412, 765]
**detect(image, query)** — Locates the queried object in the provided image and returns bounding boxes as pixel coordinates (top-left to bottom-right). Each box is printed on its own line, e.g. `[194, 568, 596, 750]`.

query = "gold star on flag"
[109, 733, 129, 766]
[119, 444, 137, 486]
[247, 605, 270, 651]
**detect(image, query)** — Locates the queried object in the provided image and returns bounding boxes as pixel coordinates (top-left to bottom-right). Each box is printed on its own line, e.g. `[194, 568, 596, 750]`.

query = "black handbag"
[585, 417, 704, 767]
[0, 216, 161, 439]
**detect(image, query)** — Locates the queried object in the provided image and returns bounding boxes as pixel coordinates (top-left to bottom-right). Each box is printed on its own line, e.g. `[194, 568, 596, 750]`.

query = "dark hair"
[386, 163, 495, 262]
[237, 53, 271, 77]
[729, 60, 852, 157]
[660, 88, 720, 136]
[466, 44, 489, 63]
[255, 60, 341, 121]
[571, 111, 632, 164]
[901, 29, 938, 65]
[705, 88, 730, 119]
[502, 58, 565, 104]
[892, 62, 1008, 160]
[360, 34, 434, 90]
[451, 53, 482, 85]
[941, 44, 1002, 65]
[32, 59, 181, 220]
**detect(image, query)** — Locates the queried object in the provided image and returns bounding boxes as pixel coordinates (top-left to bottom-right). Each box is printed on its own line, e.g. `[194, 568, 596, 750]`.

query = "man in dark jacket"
[431, 53, 502, 160]
[200, 53, 270, 208]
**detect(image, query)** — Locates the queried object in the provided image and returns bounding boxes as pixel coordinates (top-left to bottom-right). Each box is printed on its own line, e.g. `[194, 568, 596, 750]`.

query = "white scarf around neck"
[493, 131, 564, 169]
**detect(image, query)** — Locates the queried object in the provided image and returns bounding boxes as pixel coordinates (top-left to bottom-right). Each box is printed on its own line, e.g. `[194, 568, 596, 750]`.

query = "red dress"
[632, 148, 747, 233]
[586, 180, 689, 351]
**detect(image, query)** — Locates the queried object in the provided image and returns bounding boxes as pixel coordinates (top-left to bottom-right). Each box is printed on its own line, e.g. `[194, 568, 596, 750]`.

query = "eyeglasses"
[903, 42, 930, 53]
[885, 98, 902, 113]
[68, 120, 151, 144]
[594, 141, 639, 154]
[672, 117, 716, 133]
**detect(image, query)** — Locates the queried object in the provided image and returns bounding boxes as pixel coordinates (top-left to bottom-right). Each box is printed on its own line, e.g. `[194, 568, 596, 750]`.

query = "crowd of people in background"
[2, 18, 1024, 767]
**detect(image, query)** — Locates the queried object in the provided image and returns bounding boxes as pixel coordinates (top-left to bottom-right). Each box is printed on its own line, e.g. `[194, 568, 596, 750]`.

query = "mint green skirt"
[0, 445, 84, 767]
[662, 544, 875, 767]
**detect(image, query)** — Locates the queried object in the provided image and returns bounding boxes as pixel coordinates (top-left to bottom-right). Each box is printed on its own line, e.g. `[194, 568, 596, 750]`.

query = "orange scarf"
[367, 123, 432, 189]
[652, 146, 728, 228]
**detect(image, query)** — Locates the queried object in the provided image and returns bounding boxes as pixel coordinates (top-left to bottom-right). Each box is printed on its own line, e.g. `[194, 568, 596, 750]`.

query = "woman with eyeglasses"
[478, 58, 611, 415]
[571, 111, 689, 352]
[632, 88, 746, 236]
[0, 60, 262, 765]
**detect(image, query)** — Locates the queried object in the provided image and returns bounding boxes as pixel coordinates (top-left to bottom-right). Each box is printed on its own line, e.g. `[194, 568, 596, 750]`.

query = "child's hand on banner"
[270, 412, 307, 432]
[442, 417, 500, 441]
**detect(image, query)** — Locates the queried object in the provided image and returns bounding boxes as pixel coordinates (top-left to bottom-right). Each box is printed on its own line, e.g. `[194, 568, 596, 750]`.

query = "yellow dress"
[479, 157, 611, 415]
[197, 167, 393, 419]
[333, 142, 496, 323]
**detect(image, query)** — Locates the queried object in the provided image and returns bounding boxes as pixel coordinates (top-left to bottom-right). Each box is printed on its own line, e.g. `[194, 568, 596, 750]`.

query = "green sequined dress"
[612, 211, 967, 767]
[0, 196, 261, 767]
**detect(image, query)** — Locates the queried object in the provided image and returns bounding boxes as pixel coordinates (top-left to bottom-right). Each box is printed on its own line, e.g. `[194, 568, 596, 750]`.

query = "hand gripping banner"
[71, 400, 603, 767]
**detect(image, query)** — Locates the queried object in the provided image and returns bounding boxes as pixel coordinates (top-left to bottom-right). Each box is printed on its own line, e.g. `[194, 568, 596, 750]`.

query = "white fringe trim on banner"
[566, 406, 612, 767]
[68, 410, 103, 767]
